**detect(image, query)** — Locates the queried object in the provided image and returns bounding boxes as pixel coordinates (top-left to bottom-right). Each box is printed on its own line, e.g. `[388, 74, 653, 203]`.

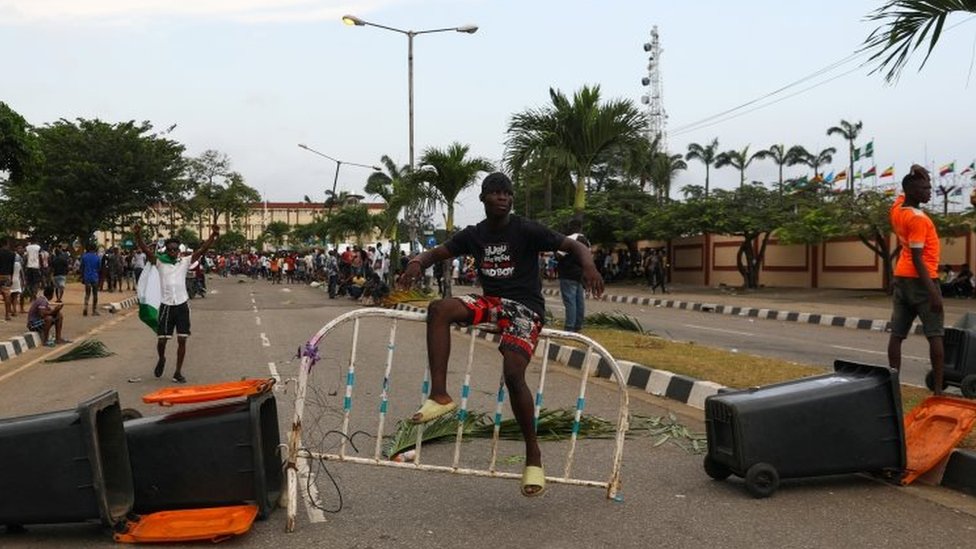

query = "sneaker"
[172, 373, 187, 384]
[153, 357, 165, 378]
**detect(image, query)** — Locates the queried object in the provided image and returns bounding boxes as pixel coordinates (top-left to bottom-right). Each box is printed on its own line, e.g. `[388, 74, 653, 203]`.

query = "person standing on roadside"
[50, 245, 69, 302]
[556, 218, 591, 332]
[133, 223, 219, 383]
[24, 238, 41, 301]
[81, 243, 101, 316]
[888, 165, 944, 393]
[0, 239, 13, 321]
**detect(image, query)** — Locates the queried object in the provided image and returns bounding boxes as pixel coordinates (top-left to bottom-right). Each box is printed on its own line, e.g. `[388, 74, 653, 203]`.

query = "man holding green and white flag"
[134, 223, 219, 383]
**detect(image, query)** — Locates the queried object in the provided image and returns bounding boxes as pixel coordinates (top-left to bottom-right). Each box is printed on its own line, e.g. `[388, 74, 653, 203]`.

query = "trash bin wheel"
[961, 375, 976, 399]
[924, 370, 948, 392]
[744, 463, 779, 498]
[703, 454, 732, 481]
[121, 408, 143, 421]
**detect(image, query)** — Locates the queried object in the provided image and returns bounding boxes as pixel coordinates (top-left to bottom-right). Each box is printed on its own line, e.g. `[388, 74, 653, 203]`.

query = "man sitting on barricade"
[397, 172, 603, 497]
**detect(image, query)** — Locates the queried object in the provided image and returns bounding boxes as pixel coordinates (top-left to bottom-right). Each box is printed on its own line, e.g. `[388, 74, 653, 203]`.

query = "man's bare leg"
[175, 336, 187, 377]
[928, 335, 944, 395]
[413, 298, 472, 420]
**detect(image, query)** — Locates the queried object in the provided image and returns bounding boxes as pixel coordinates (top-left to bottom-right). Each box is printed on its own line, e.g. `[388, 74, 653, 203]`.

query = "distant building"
[96, 197, 387, 249]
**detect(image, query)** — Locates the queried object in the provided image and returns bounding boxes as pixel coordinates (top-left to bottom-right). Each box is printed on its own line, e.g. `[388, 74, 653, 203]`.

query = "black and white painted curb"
[107, 296, 139, 313]
[0, 331, 43, 363]
[391, 301, 973, 496]
[540, 288, 923, 335]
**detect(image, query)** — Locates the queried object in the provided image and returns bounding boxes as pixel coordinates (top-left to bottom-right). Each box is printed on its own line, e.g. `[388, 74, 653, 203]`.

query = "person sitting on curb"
[27, 286, 71, 347]
[396, 172, 604, 498]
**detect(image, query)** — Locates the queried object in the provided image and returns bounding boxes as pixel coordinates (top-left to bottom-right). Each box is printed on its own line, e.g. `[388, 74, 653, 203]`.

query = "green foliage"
[263, 221, 290, 248]
[584, 311, 645, 333]
[185, 151, 260, 229]
[44, 339, 114, 362]
[685, 138, 720, 196]
[0, 102, 40, 185]
[862, 1, 976, 83]
[582, 186, 657, 246]
[3, 117, 186, 244]
[325, 204, 373, 245]
[506, 85, 646, 215]
[416, 142, 494, 234]
[215, 230, 247, 253]
[175, 227, 201, 250]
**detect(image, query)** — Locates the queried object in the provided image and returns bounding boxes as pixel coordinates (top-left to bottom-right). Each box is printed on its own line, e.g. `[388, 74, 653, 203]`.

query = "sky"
[2, 0, 975, 227]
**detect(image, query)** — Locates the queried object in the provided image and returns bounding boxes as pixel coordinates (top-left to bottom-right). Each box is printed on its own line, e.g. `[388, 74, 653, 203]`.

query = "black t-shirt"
[51, 253, 69, 276]
[445, 215, 564, 318]
[0, 248, 14, 276]
[556, 233, 590, 282]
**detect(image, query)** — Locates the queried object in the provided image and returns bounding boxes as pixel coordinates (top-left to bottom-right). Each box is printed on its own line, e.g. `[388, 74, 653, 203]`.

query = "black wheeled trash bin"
[0, 390, 133, 527]
[925, 327, 976, 398]
[124, 391, 282, 518]
[703, 360, 905, 498]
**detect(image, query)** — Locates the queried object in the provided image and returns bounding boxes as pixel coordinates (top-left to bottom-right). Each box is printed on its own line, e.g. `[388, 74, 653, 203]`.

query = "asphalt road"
[546, 295, 937, 388]
[0, 277, 974, 548]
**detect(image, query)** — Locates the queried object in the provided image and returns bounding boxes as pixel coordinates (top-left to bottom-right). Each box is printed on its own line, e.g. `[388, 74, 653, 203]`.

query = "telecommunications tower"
[640, 26, 667, 152]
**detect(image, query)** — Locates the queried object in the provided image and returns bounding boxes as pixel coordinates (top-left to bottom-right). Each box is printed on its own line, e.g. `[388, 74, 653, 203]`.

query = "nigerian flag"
[136, 264, 161, 331]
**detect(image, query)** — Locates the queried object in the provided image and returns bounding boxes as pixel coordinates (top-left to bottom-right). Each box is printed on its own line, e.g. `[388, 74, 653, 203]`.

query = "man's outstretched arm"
[191, 225, 220, 264]
[559, 236, 603, 298]
[132, 224, 156, 264]
[397, 246, 453, 290]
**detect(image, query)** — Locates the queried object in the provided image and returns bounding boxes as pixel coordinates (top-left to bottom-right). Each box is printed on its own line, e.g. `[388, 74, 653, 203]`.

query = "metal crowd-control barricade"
[284, 308, 630, 532]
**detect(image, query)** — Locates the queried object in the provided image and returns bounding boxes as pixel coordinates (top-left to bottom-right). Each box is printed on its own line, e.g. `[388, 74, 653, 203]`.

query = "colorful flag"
[864, 165, 877, 178]
[864, 141, 874, 158]
[939, 162, 955, 177]
[951, 187, 963, 196]
[136, 265, 161, 331]
[853, 147, 861, 161]
[835, 170, 847, 182]
[823, 171, 835, 184]
[880, 166, 895, 178]
[961, 162, 975, 176]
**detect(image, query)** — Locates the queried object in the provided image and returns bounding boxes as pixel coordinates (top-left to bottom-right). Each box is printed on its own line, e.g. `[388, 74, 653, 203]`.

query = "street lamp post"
[341, 14, 478, 171]
[297, 143, 380, 214]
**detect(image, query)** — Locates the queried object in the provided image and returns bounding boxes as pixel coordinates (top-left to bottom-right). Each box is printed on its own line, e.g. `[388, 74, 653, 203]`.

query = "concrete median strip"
[540, 287, 925, 335]
[391, 301, 974, 497]
[0, 332, 42, 362]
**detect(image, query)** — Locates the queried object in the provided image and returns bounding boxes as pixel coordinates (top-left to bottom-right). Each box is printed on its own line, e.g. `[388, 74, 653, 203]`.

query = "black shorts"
[890, 277, 944, 338]
[157, 302, 191, 338]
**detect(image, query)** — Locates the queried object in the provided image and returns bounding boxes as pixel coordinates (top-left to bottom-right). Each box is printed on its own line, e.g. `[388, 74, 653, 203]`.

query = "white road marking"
[251, 297, 256, 304]
[255, 316, 261, 326]
[260, 333, 270, 347]
[268, 362, 280, 385]
[683, 324, 754, 337]
[297, 457, 327, 523]
[830, 345, 926, 361]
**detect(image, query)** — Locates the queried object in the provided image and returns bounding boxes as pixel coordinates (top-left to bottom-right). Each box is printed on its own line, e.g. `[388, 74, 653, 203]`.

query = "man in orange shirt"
[888, 164, 944, 394]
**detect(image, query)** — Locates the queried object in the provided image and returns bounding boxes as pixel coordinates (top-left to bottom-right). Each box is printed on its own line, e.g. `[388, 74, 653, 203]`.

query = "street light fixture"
[341, 14, 478, 171]
[297, 143, 380, 213]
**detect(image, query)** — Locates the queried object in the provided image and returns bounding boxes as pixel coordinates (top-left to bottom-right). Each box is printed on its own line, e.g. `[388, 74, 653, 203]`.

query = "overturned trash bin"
[125, 380, 282, 518]
[0, 390, 133, 527]
[703, 360, 905, 498]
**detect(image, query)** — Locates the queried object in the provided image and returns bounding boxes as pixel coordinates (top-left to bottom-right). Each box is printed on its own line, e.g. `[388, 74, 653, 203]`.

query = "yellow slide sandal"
[521, 465, 546, 497]
[410, 399, 458, 424]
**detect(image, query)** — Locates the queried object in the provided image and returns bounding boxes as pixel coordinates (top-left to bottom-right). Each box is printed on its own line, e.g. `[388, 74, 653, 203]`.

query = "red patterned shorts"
[457, 295, 542, 360]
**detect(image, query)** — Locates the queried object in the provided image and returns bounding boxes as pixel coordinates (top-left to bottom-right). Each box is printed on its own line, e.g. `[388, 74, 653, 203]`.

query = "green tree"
[185, 151, 260, 232]
[649, 152, 687, 202]
[216, 230, 248, 253]
[325, 204, 373, 246]
[684, 138, 720, 197]
[0, 102, 40, 186]
[862, 0, 976, 82]
[175, 227, 201, 250]
[715, 145, 765, 188]
[826, 119, 863, 193]
[3, 118, 185, 244]
[697, 185, 789, 289]
[757, 144, 806, 195]
[416, 143, 494, 235]
[791, 145, 837, 178]
[506, 85, 645, 218]
[365, 155, 432, 282]
[263, 220, 291, 249]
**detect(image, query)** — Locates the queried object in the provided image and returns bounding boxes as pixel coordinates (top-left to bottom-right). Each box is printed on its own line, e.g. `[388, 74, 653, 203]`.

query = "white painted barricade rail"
[284, 308, 630, 532]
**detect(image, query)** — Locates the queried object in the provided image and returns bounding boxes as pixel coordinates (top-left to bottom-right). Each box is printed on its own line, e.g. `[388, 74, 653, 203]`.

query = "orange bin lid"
[114, 505, 258, 544]
[902, 396, 976, 485]
[142, 378, 275, 406]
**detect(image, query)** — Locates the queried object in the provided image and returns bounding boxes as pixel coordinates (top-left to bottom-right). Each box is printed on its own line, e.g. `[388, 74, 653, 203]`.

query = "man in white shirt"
[24, 239, 41, 298]
[133, 223, 219, 383]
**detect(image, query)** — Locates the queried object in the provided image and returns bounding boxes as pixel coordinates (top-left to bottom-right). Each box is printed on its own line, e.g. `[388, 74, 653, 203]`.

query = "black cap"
[481, 172, 514, 194]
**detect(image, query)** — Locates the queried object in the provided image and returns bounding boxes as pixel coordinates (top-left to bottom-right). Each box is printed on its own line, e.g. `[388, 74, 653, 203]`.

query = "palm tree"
[862, 1, 976, 83]
[685, 138, 720, 197]
[715, 145, 765, 188]
[623, 135, 661, 192]
[415, 143, 494, 236]
[790, 146, 837, 179]
[506, 85, 646, 219]
[826, 119, 863, 193]
[649, 152, 687, 202]
[364, 155, 432, 282]
[758, 144, 807, 195]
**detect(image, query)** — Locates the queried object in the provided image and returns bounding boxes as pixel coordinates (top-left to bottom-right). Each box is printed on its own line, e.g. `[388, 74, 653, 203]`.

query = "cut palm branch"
[44, 339, 114, 363]
[382, 407, 706, 459]
[584, 311, 646, 333]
